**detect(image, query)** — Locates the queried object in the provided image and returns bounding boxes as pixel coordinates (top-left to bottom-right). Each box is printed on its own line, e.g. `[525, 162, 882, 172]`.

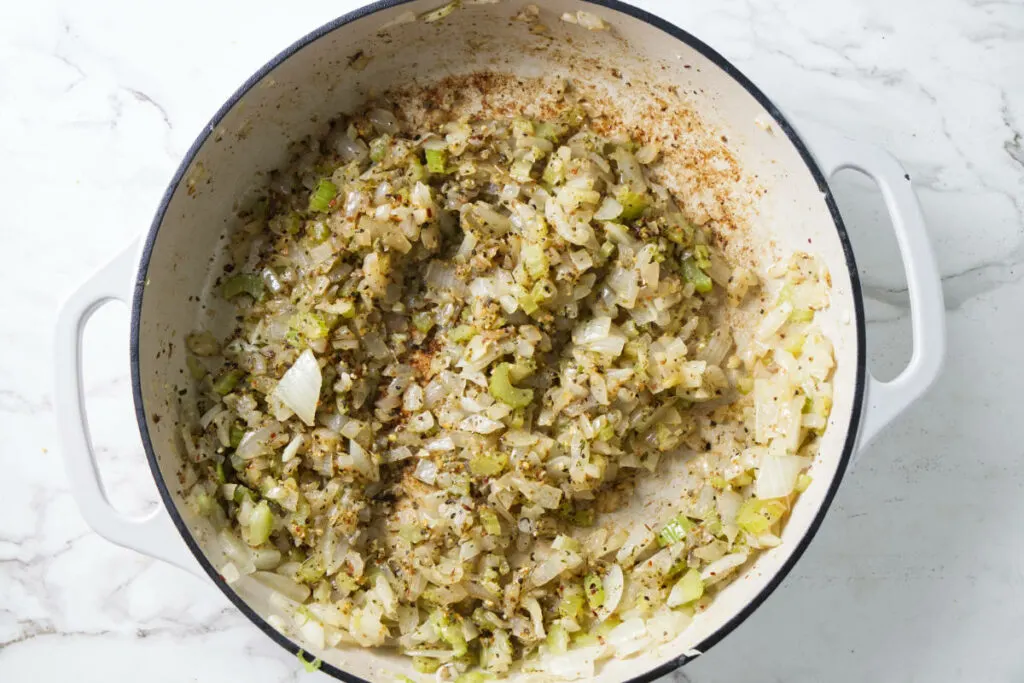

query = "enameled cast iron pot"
[55, 1, 946, 681]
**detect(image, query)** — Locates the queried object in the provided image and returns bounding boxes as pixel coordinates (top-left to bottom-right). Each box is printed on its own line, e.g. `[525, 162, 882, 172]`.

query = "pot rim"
[130, 1, 867, 680]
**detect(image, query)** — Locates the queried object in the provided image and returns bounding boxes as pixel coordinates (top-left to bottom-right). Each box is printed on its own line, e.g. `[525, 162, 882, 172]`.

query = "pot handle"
[800, 123, 946, 461]
[54, 241, 202, 577]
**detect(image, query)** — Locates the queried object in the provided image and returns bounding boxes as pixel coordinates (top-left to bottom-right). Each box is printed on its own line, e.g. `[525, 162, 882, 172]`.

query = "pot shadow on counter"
[680, 170, 1023, 683]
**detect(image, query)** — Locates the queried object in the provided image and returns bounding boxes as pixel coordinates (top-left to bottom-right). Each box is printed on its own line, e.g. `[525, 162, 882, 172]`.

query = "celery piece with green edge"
[469, 451, 509, 477]
[425, 147, 448, 174]
[408, 157, 427, 182]
[296, 557, 326, 584]
[296, 650, 323, 673]
[455, 673, 493, 683]
[736, 498, 787, 534]
[290, 311, 329, 341]
[307, 221, 330, 242]
[546, 623, 569, 654]
[534, 121, 565, 142]
[790, 308, 814, 323]
[479, 508, 502, 535]
[693, 244, 712, 270]
[222, 273, 264, 301]
[665, 213, 694, 245]
[233, 485, 256, 504]
[413, 657, 441, 674]
[488, 363, 534, 408]
[616, 188, 649, 221]
[431, 612, 468, 657]
[520, 243, 549, 279]
[558, 585, 585, 619]
[248, 500, 273, 546]
[412, 311, 435, 333]
[572, 507, 595, 527]
[214, 460, 227, 484]
[448, 324, 476, 343]
[229, 423, 246, 448]
[584, 573, 605, 609]
[308, 178, 338, 212]
[682, 257, 713, 293]
[657, 513, 694, 547]
[670, 568, 704, 605]
[185, 354, 207, 380]
[213, 369, 244, 395]
[370, 134, 391, 163]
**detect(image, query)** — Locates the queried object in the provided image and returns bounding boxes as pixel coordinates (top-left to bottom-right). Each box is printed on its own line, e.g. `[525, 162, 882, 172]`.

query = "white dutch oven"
[55, 1, 946, 681]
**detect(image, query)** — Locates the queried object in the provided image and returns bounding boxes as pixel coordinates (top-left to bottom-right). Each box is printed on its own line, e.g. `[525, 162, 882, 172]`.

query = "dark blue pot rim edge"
[128, 2, 867, 681]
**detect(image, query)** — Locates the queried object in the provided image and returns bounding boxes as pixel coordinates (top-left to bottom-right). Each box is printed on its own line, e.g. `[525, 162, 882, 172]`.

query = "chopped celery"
[488, 363, 534, 408]
[795, 473, 813, 492]
[430, 612, 468, 657]
[336, 298, 357, 319]
[479, 507, 502, 535]
[228, 423, 246, 449]
[784, 333, 806, 355]
[214, 460, 227, 484]
[232, 485, 256, 504]
[248, 500, 273, 546]
[670, 569, 704, 605]
[308, 178, 338, 212]
[222, 273, 265, 301]
[682, 257, 713, 293]
[398, 523, 426, 544]
[732, 471, 754, 487]
[289, 311, 329, 341]
[512, 118, 534, 138]
[186, 354, 207, 380]
[790, 308, 814, 323]
[657, 513, 694, 547]
[469, 451, 509, 477]
[449, 324, 477, 343]
[616, 188, 648, 221]
[736, 376, 754, 395]
[455, 673, 493, 683]
[665, 213, 695, 245]
[412, 311, 435, 333]
[425, 147, 448, 174]
[412, 657, 441, 674]
[571, 507, 595, 527]
[693, 244, 712, 271]
[534, 121, 565, 142]
[270, 211, 303, 235]
[709, 475, 727, 489]
[408, 157, 426, 182]
[736, 498, 787, 535]
[584, 573, 604, 609]
[213, 369, 244, 395]
[370, 134, 392, 163]
[558, 585, 585, 619]
[542, 154, 566, 186]
[519, 280, 554, 315]
[546, 623, 569, 654]
[296, 557, 326, 584]
[520, 243, 549, 280]
[307, 220, 330, 242]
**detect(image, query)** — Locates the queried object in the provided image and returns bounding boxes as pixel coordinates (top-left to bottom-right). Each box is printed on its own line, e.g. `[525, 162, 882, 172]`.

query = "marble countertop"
[4, 0, 1022, 681]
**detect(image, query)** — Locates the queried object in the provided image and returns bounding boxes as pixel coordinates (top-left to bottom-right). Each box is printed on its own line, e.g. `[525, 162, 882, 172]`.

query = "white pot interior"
[134, 1, 862, 680]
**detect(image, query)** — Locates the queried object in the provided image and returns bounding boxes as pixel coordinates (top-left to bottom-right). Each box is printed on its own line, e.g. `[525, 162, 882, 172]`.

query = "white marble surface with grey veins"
[3, 0, 1022, 681]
